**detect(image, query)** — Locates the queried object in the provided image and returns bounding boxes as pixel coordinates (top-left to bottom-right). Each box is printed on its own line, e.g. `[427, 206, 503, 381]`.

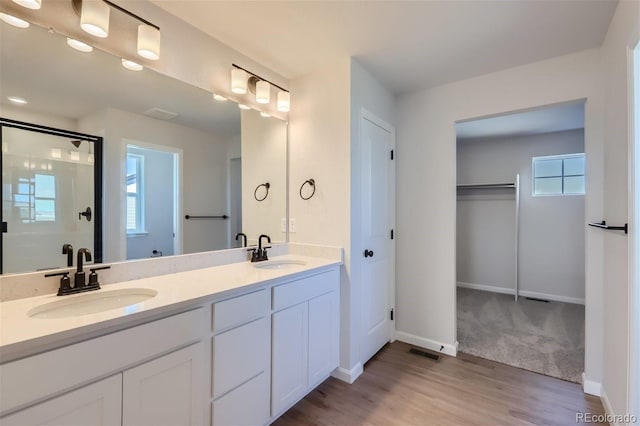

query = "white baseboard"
[582, 372, 602, 396]
[457, 282, 585, 305]
[331, 362, 363, 384]
[395, 331, 457, 357]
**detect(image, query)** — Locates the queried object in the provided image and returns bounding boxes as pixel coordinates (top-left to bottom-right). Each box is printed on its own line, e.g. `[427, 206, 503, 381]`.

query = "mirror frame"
[0, 117, 103, 273]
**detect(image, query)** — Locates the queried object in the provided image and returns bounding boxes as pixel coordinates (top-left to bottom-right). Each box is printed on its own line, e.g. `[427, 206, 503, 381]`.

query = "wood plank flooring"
[273, 342, 606, 426]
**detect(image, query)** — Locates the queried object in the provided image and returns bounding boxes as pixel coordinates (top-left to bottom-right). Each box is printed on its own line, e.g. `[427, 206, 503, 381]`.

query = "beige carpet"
[457, 287, 584, 383]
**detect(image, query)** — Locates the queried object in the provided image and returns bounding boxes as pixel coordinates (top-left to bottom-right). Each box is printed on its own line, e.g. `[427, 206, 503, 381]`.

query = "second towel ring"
[254, 182, 270, 201]
[300, 179, 316, 200]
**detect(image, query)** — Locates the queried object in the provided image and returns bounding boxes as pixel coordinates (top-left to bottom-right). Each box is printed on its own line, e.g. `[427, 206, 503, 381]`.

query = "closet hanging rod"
[184, 215, 229, 220]
[457, 183, 516, 190]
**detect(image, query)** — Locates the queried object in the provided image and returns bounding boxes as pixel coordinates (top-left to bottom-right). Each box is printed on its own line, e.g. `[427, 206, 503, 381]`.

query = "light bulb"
[0, 13, 29, 28]
[11, 0, 40, 10]
[67, 38, 93, 53]
[277, 91, 290, 112]
[137, 24, 160, 60]
[121, 58, 143, 71]
[256, 80, 270, 104]
[80, 0, 110, 38]
[231, 69, 248, 94]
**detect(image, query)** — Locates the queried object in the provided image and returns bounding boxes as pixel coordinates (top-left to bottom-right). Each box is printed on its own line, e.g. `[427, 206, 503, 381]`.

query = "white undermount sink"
[27, 288, 158, 319]
[253, 259, 307, 270]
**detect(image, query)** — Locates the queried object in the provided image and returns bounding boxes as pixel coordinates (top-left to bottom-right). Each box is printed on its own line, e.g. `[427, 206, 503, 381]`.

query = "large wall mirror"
[0, 21, 288, 274]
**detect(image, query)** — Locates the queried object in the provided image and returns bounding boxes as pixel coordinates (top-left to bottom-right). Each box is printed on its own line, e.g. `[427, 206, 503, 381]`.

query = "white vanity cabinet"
[0, 309, 206, 425]
[123, 342, 205, 426]
[271, 269, 340, 417]
[211, 289, 270, 426]
[0, 374, 123, 426]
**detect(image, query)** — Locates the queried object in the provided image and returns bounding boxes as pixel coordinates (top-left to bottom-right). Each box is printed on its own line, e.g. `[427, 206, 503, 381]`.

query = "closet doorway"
[455, 102, 586, 383]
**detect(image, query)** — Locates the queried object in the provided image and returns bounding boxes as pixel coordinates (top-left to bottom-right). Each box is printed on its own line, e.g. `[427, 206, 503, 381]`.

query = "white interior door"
[360, 113, 395, 364]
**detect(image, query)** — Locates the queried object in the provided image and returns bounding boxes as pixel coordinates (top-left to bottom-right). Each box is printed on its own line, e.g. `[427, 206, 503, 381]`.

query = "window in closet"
[532, 153, 585, 196]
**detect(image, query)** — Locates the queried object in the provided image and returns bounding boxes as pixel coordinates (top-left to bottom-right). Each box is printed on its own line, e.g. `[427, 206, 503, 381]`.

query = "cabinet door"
[308, 291, 339, 387]
[271, 302, 308, 416]
[0, 374, 121, 426]
[123, 342, 205, 426]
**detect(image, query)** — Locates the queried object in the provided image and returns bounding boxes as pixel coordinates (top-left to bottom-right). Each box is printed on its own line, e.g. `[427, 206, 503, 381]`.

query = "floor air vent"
[408, 348, 440, 361]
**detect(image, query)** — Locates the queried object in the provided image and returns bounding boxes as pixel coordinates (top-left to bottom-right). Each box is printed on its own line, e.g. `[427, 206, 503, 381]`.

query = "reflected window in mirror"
[126, 153, 145, 234]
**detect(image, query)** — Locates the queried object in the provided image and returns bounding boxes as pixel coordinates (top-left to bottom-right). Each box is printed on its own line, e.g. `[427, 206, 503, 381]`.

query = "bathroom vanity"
[0, 254, 341, 425]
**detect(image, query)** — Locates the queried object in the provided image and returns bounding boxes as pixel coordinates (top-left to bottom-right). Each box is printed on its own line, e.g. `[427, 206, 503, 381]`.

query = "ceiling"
[151, 0, 617, 94]
[455, 101, 585, 140]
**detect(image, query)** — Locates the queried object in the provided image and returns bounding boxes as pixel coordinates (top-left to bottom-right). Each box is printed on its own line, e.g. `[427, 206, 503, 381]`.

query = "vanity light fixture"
[73, 0, 161, 58]
[231, 64, 290, 111]
[70, 151, 80, 161]
[7, 96, 27, 105]
[0, 13, 30, 28]
[238, 104, 251, 110]
[231, 68, 248, 94]
[213, 93, 227, 102]
[67, 37, 93, 53]
[256, 80, 270, 104]
[87, 143, 94, 163]
[50, 148, 62, 159]
[277, 91, 290, 112]
[11, 0, 41, 10]
[80, 0, 110, 38]
[121, 58, 143, 71]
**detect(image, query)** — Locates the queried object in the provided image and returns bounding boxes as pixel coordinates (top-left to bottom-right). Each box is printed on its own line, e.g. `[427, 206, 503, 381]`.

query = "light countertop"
[0, 255, 341, 362]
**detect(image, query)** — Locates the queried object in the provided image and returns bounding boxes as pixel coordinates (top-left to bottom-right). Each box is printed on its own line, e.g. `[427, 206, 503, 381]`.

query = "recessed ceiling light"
[66, 37, 93, 53]
[7, 96, 27, 105]
[121, 58, 143, 71]
[11, 0, 41, 10]
[213, 94, 227, 102]
[0, 13, 29, 28]
[238, 104, 250, 110]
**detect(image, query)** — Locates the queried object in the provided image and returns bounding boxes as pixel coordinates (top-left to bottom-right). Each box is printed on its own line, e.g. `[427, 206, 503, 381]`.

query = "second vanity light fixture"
[72, 0, 161, 61]
[230, 64, 290, 112]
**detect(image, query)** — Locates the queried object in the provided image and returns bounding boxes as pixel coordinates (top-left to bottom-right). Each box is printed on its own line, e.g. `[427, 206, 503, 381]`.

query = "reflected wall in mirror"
[0, 120, 103, 273]
[0, 20, 287, 274]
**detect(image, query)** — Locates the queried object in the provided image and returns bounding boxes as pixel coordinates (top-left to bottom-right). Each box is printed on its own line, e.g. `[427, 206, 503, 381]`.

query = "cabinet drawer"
[212, 317, 269, 399]
[212, 372, 268, 426]
[0, 308, 205, 416]
[272, 269, 339, 311]
[213, 289, 268, 333]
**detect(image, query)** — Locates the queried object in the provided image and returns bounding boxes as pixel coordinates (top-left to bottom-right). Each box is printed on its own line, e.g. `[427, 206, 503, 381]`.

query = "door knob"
[364, 249, 374, 258]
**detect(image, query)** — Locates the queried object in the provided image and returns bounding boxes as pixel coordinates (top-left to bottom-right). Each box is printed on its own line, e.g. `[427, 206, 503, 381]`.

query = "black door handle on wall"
[364, 249, 374, 258]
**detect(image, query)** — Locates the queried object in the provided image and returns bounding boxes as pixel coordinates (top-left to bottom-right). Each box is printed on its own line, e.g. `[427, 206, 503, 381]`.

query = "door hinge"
[390, 229, 394, 240]
[390, 309, 394, 321]
[390, 149, 394, 160]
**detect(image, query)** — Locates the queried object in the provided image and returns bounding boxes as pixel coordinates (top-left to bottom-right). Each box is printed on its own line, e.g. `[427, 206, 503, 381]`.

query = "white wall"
[240, 109, 287, 244]
[0, 104, 77, 131]
[126, 146, 175, 260]
[598, 0, 640, 417]
[78, 108, 233, 262]
[457, 129, 585, 303]
[396, 48, 605, 384]
[289, 57, 353, 372]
